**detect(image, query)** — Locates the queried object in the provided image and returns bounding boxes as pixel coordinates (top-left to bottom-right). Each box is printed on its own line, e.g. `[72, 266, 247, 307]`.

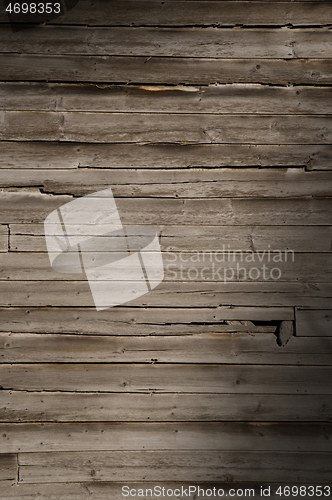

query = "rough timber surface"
[1, 0, 332, 491]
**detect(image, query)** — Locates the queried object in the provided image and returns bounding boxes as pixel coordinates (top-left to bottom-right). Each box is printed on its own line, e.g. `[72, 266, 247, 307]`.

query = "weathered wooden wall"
[0, 1, 331, 497]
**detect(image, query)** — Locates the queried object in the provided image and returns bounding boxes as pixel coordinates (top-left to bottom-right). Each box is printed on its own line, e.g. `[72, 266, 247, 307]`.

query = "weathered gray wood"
[296, 309, 332, 336]
[3, 168, 332, 198]
[1, 55, 331, 85]
[0, 225, 7, 252]
[1, 422, 331, 454]
[1, 391, 331, 423]
[1, 27, 331, 59]
[9, 224, 332, 254]
[1, 83, 332, 115]
[0, 455, 17, 481]
[0, 364, 329, 393]
[2, 193, 332, 225]
[3, 333, 331, 365]
[2, 1, 331, 27]
[2, 112, 331, 144]
[277, 321, 294, 346]
[17, 450, 332, 483]
[0, 251, 330, 282]
[1, 143, 330, 170]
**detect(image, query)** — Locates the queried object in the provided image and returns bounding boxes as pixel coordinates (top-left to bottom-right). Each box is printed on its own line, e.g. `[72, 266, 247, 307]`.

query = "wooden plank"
[0, 364, 329, 393]
[1, 280, 330, 308]
[1, 55, 331, 85]
[0, 455, 17, 481]
[0, 225, 8, 252]
[296, 309, 332, 336]
[1, 83, 332, 115]
[1, 143, 330, 170]
[1, 422, 331, 454]
[2, 168, 332, 198]
[9, 224, 332, 254]
[1, 27, 331, 59]
[2, 193, 332, 225]
[2, 112, 331, 144]
[1, 391, 331, 423]
[2, 333, 332, 366]
[0, 251, 330, 282]
[2, 1, 332, 27]
[17, 450, 332, 483]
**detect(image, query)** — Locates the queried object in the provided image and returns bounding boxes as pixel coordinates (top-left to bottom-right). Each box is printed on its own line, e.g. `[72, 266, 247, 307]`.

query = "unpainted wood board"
[2, 112, 331, 144]
[0, 364, 329, 393]
[2, 1, 331, 26]
[1, 391, 331, 423]
[2, 193, 332, 225]
[0, 455, 17, 480]
[9, 224, 332, 254]
[17, 450, 332, 483]
[3, 168, 332, 198]
[1, 251, 330, 282]
[1, 143, 330, 170]
[0, 327, 332, 366]
[1, 422, 331, 454]
[1, 280, 331, 308]
[296, 309, 332, 336]
[2, 333, 332, 366]
[0, 225, 7, 252]
[1, 83, 332, 115]
[1, 27, 331, 59]
[2, 55, 332, 85]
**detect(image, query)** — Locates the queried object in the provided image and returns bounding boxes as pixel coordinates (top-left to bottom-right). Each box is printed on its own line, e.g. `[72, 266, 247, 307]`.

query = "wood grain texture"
[17, 450, 332, 483]
[9, 224, 332, 253]
[0, 225, 8, 252]
[2, 1, 332, 27]
[0, 364, 329, 393]
[2, 333, 331, 365]
[1, 55, 331, 84]
[2, 422, 332, 453]
[0, 455, 17, 481]
[1, 143, 330, 169]
[1, 112, 331, 144]
[1, 281, 331, 308]
[1, 27, 331, 59]
[2, 193, 331, 225]
[1, 83, 331, 115]
[1, 391, 331, 423]
[2, 168, 332, 198]
[296, 309, 332, 336]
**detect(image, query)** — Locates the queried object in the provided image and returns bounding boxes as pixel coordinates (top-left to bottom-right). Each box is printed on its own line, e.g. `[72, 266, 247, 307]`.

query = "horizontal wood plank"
[2, 193, 332, 225]
[9, 224, 332, 253]
[0, 225, 7, 252]
[0, 364, 329, 393]
[0, 455, 17, 481]
[1, 83, 332, 115]
[2, 1, 332, 27]
[1, 391, 330, 423]
[1, 422, 331, 453]
[2, 112, 331, 144]
[3, 333, 332, 366]
[2, 168, 332, 198]
[1, 143, 330, 169]
[1, 27, 331, 59]
[17, 450, 332, 483]
[296, 309, 332, 336]
[1, 55, 331, 85]
[0, 252, 330, 282]
[1, 281, 331, 308]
